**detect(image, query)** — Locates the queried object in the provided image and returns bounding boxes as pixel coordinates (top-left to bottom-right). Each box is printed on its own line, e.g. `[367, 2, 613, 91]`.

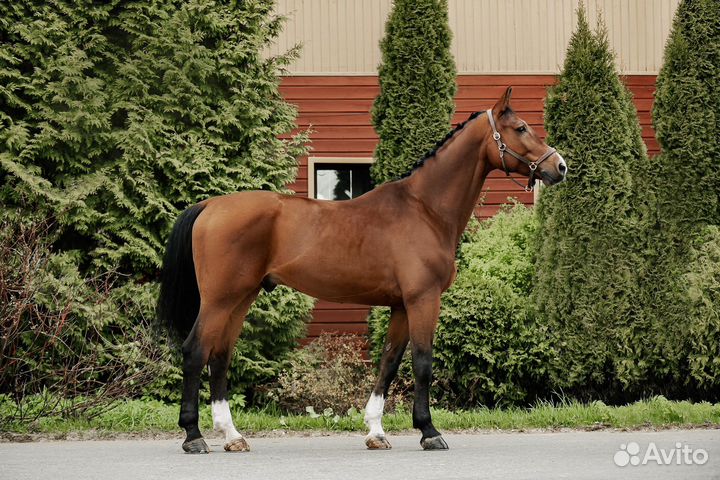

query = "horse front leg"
[406, 292, 448, 450]
[364, 306, 409, 449]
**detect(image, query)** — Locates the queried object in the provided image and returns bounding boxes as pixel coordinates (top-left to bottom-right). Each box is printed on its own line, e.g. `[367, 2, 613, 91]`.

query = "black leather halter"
[486, 108, 557, 192]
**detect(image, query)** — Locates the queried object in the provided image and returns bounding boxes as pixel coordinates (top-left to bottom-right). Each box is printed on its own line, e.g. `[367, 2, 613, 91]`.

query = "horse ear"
[492, 86, 513, 117]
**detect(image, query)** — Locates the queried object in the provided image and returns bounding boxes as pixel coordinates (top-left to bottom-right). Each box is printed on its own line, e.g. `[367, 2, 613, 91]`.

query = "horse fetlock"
[412, 411, 432, 429]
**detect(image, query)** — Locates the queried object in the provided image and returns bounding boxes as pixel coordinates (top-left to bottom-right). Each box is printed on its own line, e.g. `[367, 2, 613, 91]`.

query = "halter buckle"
[493, 132, 501, 141]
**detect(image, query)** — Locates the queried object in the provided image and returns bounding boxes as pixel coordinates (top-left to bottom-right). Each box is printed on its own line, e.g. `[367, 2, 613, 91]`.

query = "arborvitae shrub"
[652, 0, 720, 232]
[533, 9, 649, 400]
[0, 1, 314, 403]
[683, 226, 720, 395]
[640, 0, 720, 399]
[0, 0, 308, 275]
[370, 0, 456, 184]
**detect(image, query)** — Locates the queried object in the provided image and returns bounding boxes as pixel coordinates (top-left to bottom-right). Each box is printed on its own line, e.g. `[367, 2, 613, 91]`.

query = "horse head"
[485, 87, 567, 190]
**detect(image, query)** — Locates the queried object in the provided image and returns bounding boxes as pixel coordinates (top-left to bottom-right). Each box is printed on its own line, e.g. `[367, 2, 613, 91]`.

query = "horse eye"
[516, 125, 527, 133]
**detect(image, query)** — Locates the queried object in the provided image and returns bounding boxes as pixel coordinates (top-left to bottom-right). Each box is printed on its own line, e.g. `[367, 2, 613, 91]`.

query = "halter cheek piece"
[485, 108, 557, 192]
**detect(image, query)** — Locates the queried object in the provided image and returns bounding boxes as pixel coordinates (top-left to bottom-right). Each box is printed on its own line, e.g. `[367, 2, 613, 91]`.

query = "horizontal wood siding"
[283, 74, 658, 341]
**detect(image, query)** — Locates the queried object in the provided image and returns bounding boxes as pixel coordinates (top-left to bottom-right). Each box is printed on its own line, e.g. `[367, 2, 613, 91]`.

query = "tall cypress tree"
[642, 0, 720, 398]
[533, 8, 649, 399]
[371, 0, 456, 184]
[0, 0, 308, 275]
[652, 0, 720, 233]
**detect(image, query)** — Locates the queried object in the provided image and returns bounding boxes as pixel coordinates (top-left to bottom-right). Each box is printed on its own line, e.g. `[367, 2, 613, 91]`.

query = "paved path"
[2, 430, 719, 480]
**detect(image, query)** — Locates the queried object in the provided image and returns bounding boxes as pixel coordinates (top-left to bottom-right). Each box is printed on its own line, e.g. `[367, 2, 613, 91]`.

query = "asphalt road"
[2, 430, 719, 480]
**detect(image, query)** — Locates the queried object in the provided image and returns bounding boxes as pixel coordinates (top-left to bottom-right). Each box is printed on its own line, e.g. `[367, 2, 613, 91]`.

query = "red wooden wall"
[281, 74, 658, 342]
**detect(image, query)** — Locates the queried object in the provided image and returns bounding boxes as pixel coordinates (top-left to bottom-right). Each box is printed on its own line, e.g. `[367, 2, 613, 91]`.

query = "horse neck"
[403, 116, 491, 245]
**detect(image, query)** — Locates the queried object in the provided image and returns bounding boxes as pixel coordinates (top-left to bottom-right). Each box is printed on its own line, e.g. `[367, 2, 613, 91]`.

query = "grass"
[2, 396, 719, 436]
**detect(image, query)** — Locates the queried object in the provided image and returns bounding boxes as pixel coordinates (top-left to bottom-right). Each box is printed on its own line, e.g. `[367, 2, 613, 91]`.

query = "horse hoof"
[224, 437, 250, 452]
[182, 437, 209, 454]
[421, 435, 449, 450]
[365, 435, 392, 450]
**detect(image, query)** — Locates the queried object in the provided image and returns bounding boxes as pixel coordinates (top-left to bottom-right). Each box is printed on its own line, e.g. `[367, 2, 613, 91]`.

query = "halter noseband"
[485, 108, 557, 192]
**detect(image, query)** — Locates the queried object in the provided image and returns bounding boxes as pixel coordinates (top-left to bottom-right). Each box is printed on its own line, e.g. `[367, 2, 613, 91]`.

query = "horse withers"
[157, 87, 567, 454]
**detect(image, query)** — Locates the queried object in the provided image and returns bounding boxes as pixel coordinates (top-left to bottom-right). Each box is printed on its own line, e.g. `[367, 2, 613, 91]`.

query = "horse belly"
[270, 251, 401, 306]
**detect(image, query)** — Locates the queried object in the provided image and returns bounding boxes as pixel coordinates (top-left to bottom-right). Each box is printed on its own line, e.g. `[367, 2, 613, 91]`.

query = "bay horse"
[157, 87, 567, 454]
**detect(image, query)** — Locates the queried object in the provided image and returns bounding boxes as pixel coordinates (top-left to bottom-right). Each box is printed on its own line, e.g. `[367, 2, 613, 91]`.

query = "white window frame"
[307, 157, 374, 200]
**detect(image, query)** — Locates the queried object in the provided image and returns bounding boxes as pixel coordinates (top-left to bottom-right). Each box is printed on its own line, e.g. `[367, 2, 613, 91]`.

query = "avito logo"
[614, 441, 709, 467]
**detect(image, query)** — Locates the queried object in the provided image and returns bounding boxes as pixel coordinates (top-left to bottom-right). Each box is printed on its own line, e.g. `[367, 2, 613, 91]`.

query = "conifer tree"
[641, 0, 720, 397]
[652, 0, 720, 232]
[533, 8, 649, 398]
[0, 0, 308, 275]
[0, 1, 314, 401]
[370, 0, 456, 184]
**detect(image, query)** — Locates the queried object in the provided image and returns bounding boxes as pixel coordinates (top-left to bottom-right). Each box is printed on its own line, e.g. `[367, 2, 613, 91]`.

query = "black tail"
[157, 203, 206, 341]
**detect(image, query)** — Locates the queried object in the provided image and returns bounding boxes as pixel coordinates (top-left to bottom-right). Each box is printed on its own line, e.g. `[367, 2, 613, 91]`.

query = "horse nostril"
[558, 161, 567, 176]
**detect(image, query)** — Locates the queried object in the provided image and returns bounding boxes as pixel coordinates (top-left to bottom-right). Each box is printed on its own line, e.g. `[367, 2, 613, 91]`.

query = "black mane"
[400, 110, 485, 179]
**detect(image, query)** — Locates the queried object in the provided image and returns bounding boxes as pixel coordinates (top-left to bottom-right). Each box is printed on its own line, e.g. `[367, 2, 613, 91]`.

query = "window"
[308, 157, 374, 201]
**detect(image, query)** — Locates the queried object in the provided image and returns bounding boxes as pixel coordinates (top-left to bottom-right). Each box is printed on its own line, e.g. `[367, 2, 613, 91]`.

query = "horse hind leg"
[179, 289, 259, 454]
[364, 307, 410, 450]
[179, 321, 211, 454]
[209, 289, 259, 452]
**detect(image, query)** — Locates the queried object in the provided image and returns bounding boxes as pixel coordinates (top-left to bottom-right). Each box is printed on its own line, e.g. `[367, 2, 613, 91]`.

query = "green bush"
[0, 217, 170, 424]
[369, 205, 551, 407]
[683, 227, 720, 393]
[651, 0, 720, 232]
[370, 0, 456, 184]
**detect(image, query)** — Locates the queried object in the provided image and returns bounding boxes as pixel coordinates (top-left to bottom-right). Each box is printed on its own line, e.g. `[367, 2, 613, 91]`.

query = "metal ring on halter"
[499, 143, 506, 151]
[524, 185, 533, 192]
[529, 163, 537, 171]
[493, 132, 501, 141]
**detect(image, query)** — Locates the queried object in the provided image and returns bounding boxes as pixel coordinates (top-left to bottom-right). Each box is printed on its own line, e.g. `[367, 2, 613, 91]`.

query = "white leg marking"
[364, 393, 386, 438]
[212, 400, 243, 443]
